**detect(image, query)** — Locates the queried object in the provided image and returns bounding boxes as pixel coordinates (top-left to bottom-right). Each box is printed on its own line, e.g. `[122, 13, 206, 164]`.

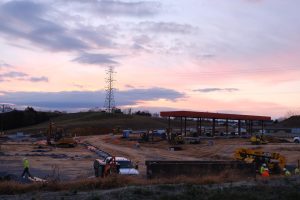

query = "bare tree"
[284, 110, 300, 119]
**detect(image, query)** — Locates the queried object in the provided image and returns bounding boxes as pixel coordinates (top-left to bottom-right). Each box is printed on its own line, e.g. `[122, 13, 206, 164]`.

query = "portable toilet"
[122, 130, 131, 138]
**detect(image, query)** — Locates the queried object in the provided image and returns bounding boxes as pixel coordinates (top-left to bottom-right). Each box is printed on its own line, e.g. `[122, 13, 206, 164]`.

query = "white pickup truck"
[94, 156, 139, 177]
[294, 137, 300, 143]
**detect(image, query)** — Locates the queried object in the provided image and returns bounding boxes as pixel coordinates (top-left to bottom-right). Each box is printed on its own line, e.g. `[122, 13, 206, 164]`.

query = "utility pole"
[104, 66, 116, 113]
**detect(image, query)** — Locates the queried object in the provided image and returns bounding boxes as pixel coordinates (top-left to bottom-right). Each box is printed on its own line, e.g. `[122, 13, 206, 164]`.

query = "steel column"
[226, 119, 229, 135]
[261, 120, 264, 135]
[168, 116, 171, 141]
[238, 120, 241, 136]
[199, 118, 202, 136]
[250, 120, 253, 136]
[196, 118, 199, 136]
[212, 118, 216, 136]
[184, 117, 187, 136]
[180, 117, 183, 134]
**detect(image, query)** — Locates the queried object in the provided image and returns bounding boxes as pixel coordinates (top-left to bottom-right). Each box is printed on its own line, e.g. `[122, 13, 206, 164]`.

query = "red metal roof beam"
[160, 111, 271, 121]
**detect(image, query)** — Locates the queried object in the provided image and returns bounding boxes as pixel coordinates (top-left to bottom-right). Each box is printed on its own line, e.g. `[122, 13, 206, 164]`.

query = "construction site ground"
[0, 141, 97, 181]
[1, 134, 300, 180]
[85, 135, 300, 177]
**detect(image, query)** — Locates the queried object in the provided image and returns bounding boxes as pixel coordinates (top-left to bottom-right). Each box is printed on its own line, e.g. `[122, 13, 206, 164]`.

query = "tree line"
[0, 107, 61, 131]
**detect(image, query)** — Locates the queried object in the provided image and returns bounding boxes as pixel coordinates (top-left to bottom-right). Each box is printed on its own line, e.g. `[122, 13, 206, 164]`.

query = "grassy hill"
[279, 115, 300, 128]
[7, 112, 185, 135]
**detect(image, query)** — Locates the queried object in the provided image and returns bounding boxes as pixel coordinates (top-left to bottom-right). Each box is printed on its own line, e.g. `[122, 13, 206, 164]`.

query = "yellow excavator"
[235, 148, 286, 174]
[170, 134, 184, 145]
[250, 135, 268, 145]
[47, 122, 77, 147]
[113, 127, 122, 134]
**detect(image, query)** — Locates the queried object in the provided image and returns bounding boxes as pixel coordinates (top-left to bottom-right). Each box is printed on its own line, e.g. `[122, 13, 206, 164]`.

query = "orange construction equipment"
[262, 169, 270, 177]
[103, 156, 119, 177]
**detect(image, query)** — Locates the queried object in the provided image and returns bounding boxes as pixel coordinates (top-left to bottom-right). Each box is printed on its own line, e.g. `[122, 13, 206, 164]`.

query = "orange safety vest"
[262, 170, 270, 177]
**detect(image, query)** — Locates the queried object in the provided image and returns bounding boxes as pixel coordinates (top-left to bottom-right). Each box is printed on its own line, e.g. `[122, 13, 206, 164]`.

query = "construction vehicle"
[140, 131, 150, 142]
[113, 127, 122, 135]
[140, 130, 166, 142]
[46, 122, 77, 147]
[94, 156, 139, 177]
[170, 134, 184, 145]
[294, 136, 300, 143]
[250, 135, 268, 145]
[235, 148, 286, 174]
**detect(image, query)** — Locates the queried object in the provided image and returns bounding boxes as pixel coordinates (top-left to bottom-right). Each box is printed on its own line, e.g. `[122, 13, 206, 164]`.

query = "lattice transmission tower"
[104, 66, 116, 113]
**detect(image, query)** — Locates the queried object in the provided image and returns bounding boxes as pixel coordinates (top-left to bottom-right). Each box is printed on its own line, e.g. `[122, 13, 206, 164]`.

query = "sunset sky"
[0, 0, 300, 118]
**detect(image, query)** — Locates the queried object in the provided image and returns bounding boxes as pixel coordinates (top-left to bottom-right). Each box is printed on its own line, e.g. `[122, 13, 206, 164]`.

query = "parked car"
[94, 156, 139, 177]
[293, 136, 300, 143]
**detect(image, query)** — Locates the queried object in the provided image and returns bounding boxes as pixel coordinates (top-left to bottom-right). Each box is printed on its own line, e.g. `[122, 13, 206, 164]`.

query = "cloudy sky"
[0, 0, 300, 118]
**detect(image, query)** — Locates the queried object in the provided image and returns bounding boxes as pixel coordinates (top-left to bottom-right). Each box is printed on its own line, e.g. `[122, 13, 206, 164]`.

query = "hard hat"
[23, 157, 27, 161]
[283, 168, 287, 171]
[262, 163, 267, 167]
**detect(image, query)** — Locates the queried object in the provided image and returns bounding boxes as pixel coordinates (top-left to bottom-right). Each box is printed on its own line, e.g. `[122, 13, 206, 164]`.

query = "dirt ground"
[0, 135, 299, 180]
[83, 135, 300, 177]
[0, 141, 97, 180]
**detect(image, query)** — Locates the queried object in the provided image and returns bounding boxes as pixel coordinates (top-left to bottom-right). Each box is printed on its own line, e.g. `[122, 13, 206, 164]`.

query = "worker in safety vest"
[21, 158, 33, 178]
[295, 167, 300, 175]
[283, 168, 291, 177]
[260, 163, 267, 174]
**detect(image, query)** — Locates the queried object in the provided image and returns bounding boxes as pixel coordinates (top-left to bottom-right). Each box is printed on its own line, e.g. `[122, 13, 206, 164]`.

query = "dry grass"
[0, 171, 247, 195]
[0, 176, 127, 195]
[276, 147, 300, 151]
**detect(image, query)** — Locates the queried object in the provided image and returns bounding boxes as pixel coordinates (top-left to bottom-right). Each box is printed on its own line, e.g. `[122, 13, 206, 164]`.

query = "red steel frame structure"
[160, 111, 271, 136]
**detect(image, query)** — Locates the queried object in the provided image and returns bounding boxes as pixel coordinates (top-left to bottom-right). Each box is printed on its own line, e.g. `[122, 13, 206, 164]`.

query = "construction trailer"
[145, 160, 256, 179]
[161, 111, 271, 139]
